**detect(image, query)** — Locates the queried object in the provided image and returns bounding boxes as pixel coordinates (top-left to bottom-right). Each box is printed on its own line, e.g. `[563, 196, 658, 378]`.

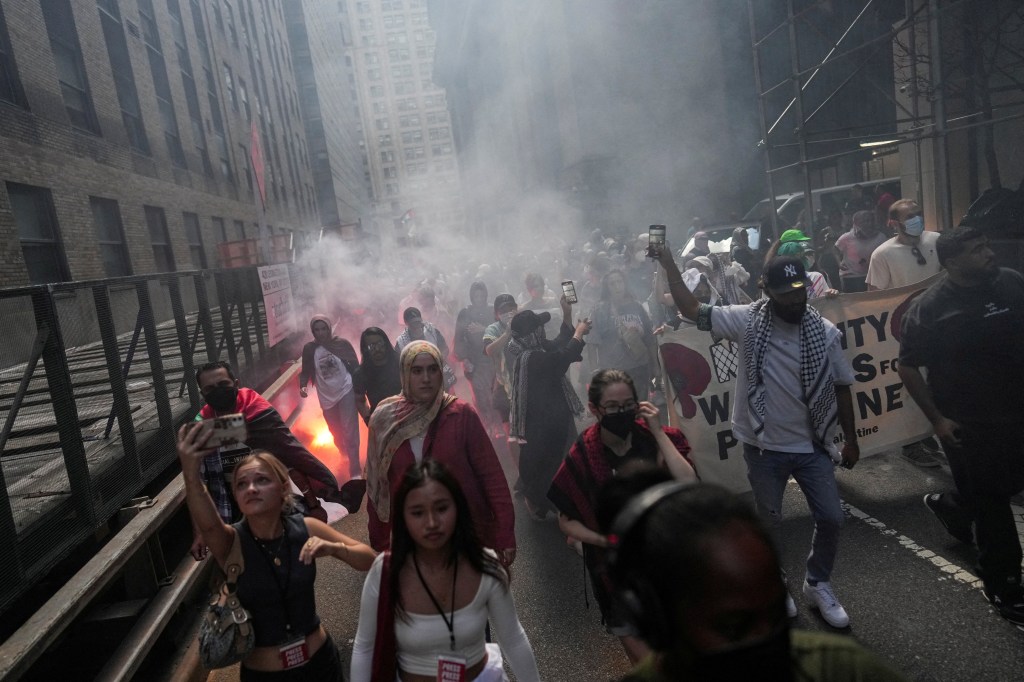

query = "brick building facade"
[0, 0, 337, 288]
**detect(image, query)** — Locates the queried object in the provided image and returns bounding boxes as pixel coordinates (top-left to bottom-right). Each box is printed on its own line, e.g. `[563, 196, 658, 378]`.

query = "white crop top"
[350, 551, 540, 681]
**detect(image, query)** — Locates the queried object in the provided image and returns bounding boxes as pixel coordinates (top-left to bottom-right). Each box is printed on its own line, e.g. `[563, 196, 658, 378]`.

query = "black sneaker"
[923, 493, 973, 544]
[983, 585, 1024, 627]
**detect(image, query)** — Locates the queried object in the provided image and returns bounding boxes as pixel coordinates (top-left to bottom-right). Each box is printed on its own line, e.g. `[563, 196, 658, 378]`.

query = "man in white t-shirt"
[866, 199, 945, 468]
[300, 315, 362, 479]
[866, 199, 942, 290]
[657, 247, 860, 630]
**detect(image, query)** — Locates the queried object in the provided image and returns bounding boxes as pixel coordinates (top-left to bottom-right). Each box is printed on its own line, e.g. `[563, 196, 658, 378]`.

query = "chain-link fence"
[0, 266, 281, 616]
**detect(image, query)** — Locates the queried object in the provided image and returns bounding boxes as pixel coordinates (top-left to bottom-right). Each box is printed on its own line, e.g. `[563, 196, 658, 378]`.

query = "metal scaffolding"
[747, 0, 1024, 236]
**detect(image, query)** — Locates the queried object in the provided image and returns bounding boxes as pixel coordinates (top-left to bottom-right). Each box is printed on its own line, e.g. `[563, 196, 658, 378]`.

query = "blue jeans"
[322, 390, 361, 478]
[743, 443, 844, 583]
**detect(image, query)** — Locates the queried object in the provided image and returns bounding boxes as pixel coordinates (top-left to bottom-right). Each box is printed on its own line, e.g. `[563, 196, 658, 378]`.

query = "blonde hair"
[233, 450, 296, 514]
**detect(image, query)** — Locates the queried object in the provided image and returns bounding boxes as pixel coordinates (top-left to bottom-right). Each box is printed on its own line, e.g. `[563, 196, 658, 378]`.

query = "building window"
[394, 81, 415, 95]
[383, 166, 397, 179]
[370, 85, 385, 98]
[97, 0, 149, 152]
[378, 134, 392, 146]
[42, 0, 100, 133]
[233, 219, 246, 240]
[183, 212, 207, 268]
[375, 117, 390, 130]
[0, 3, 26, 106]
[223, 63, 237, 111]
[168, 0, 211, 174]
[138, 0, 187, 167]
[212, 216, 227, 242]
[429, 126, 449, 140]
[403, 145, 424, 160]
[7, 183, 70, 284]
[399, 114, 420, 128]
[145, 205, 176, 272]
[90, 196, 132, 277]
[401, 129, 423, 144]
[380, 150, 395, 163]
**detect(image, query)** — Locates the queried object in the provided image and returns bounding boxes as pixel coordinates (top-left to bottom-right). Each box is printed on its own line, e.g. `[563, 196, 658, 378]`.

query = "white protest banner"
[658, 274, 942, 492]
[258, 264, 295, 347]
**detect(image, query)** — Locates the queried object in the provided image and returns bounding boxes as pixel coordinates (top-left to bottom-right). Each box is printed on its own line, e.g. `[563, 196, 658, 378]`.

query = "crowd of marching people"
[177, 193, 1023, 680]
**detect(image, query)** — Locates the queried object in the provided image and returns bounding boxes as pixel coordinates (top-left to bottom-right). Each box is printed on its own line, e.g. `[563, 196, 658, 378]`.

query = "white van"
[742, 177, 901, 230]
[679, 178, 902, 258]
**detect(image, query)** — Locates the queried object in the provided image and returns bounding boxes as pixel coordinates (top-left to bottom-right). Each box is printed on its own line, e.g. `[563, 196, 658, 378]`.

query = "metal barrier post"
[250, 300, 266, 355]
[168, 277, 199, 407]
[215, 272, 240, 370]
[194, 273, 217, 360]
[92, 285, 141, 476]
[135, 281, 173, 437]
[31, 287, 95, 525]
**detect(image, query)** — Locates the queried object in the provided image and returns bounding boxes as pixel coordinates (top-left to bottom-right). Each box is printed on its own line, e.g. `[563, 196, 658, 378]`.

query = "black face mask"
[687, 625, 794, 682]
[600, 410, 636, 439]
[205, 385, 239, 413]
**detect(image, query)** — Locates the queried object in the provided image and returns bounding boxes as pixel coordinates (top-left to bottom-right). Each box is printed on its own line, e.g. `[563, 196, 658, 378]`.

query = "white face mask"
[902, 215, 925, 237]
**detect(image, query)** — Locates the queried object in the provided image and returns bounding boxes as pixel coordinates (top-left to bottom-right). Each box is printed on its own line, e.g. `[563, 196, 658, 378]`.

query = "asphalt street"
[210, 438, 1024, 682]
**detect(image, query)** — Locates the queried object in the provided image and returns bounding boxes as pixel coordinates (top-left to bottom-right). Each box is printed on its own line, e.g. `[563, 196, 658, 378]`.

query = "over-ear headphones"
[605, 481, 687, 650]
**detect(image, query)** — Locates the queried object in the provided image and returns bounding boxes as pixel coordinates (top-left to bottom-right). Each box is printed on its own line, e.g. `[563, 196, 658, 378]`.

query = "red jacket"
[367, 399, 515, 552]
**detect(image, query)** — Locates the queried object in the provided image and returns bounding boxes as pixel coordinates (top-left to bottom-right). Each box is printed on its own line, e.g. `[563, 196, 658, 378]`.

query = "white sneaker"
[785, 591, 798, 618]
[802, 580, 849, 628]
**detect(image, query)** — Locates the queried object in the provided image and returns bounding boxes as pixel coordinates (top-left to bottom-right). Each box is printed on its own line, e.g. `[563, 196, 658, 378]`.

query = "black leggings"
[239, 636, 343, 682]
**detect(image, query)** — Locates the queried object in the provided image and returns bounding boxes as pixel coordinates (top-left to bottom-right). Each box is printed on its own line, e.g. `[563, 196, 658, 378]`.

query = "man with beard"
[598, 474, 905, 681]
[656, 246, 859, 628]
[455, 281, 498, 432]
[898, 225, 1024, 626]
[189, 361, 364, 559]
[299, 315, 361, 479]
[507, 299, 591, 520]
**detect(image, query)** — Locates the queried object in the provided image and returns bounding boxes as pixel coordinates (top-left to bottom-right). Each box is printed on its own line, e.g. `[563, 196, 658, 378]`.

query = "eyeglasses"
[911, 246, 927, 265]
[599, 401, 638, 414]
[366, 341, 388, 352]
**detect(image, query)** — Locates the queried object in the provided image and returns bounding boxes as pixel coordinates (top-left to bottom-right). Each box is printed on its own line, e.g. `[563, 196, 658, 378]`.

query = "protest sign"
[658, 275, 942, 492]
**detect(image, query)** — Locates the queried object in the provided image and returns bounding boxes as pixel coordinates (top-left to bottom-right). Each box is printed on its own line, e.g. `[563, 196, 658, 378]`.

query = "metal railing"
[0, 266, 286, 619]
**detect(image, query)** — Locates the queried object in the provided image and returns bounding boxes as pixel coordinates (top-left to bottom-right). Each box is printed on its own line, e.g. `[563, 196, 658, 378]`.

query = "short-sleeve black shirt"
[899, 268, 1024, 423]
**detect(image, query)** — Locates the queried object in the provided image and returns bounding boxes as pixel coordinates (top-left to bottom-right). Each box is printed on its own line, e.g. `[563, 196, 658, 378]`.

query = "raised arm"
[654, 245, 700, 321]
[177, 422, 234, 566]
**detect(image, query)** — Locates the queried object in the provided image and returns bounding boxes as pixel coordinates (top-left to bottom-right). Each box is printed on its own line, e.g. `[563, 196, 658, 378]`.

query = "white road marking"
[840, 501, 1024, 592]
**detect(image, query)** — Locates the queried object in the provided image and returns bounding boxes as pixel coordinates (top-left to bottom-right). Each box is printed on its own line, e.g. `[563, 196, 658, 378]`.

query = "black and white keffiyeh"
[743, 298, 837, 447]
[506, 328, 583, 443]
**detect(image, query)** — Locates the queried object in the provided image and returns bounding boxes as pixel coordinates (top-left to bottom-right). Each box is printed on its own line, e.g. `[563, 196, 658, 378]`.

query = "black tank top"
[234, 514, 321, 646]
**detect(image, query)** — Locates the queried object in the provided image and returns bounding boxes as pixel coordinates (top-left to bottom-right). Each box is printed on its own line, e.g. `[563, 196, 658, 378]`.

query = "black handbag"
[198, 532, 255, 669]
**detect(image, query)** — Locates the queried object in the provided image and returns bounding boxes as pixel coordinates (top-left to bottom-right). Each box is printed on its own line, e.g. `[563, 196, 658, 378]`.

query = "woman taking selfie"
[365, 340, 515, 564]
[178, 424, 376, 680]
[548, 369, 697, 664]
[350, 460, 540, 681]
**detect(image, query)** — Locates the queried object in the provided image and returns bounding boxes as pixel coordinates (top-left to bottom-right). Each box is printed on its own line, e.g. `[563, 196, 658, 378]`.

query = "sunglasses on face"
[911, 246, 927, 266]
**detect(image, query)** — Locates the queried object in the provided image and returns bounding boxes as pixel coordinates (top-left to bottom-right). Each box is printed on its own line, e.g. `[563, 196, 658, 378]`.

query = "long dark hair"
[389, 460, 507, 618]
[359, 326, 398, 377]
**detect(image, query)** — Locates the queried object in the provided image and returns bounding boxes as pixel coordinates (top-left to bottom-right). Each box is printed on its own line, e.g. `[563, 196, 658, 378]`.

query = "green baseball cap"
[779, 229, 811, 243]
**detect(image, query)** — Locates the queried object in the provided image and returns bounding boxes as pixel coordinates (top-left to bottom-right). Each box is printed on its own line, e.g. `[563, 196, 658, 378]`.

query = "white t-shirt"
[865, 231, 941, 290]
[350, 552, 540, 682]
[313, 345, 352, 409]
[835, 230, 887, 277]
[709, 305, 854, 453]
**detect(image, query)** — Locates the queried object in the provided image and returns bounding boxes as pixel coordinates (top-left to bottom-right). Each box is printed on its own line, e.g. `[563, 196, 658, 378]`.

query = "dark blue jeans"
[743, 443, 844, 583]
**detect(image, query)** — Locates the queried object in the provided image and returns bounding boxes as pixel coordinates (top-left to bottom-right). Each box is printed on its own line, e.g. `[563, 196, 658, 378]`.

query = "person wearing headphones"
[595, 469, 906, 682]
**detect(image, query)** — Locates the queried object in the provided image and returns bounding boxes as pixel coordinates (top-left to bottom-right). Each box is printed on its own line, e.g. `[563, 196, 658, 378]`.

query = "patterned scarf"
[506, 328, 583, 442]
[742, 298, 837, 448]
[366, 341, 456, 522]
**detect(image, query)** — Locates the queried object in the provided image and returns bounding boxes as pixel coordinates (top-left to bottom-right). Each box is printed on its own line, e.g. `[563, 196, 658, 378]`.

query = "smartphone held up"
[561, 280, 578, 305]
[647, 224, 666, 259]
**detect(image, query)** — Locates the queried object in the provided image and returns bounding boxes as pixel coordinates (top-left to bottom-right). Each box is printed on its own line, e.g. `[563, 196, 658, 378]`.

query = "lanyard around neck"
[412, 552, 458, 651]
